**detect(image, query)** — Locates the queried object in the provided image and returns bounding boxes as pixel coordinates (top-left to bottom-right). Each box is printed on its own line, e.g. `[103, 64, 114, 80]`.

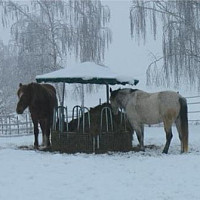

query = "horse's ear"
[110, 88, 112, 93]
[19, 83, 22, 87]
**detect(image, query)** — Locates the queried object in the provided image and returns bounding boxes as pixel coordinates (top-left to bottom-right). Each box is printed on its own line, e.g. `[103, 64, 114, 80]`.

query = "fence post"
[1, 116, 3, 135]
[5, 116, 7, 135]
[9, 116, 11, 135]
[26, 114, 28, 134]
[17, 116, 20, 135]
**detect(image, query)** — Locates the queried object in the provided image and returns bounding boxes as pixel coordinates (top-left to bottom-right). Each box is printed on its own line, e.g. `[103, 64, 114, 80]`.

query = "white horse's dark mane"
[129, 89, 138, 93]
[111, 88, 138, 98]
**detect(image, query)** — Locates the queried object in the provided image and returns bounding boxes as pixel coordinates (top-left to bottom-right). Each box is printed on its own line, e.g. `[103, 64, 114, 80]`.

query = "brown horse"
[68, 103, 133, 136]
[16, 82, 57, 147]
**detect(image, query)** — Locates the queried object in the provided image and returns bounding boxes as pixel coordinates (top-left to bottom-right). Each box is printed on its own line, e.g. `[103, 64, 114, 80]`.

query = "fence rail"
[187, 95, 200, 124]
[0, 113, 33, 136]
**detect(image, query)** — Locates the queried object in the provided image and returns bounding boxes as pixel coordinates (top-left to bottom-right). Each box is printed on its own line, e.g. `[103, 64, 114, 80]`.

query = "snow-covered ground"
[0, 125, 200, 200]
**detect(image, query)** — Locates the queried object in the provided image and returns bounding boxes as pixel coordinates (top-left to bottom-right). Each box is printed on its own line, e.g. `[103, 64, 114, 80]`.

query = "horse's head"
[110, 88, 120, 115]
[16, 83, 31, 114]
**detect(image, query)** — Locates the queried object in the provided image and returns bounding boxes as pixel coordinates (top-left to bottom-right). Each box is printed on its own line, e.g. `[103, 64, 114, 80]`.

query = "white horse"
[110, 88, 188, 154]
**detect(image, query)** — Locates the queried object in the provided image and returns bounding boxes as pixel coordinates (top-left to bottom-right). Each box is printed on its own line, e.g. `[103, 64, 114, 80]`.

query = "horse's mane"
[30, 83, 46, 100]
[28, 83, 56, 105]
[112, 88, 138, 98]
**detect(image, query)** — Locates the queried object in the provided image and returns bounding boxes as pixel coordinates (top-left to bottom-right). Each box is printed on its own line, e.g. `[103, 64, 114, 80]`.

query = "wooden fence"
[186, 95, 200, 124]
[0, 95, 199, 136]
[0, 112, 33, 136]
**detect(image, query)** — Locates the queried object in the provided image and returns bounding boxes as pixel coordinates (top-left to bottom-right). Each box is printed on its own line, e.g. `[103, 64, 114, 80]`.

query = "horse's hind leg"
[39, 120, 45, 146]
[175, 117, 184, 153]
[32, 120, 39, 148]
[163, 121, 173, 154]
[135, 125, 145, 151]
[46, 127, 51, 147]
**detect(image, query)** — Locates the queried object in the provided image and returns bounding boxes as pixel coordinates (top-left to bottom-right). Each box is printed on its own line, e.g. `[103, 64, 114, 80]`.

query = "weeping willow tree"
[0, 0, 111, 104]
[1, 0, 111, 68]
[130, 1, 200, 90]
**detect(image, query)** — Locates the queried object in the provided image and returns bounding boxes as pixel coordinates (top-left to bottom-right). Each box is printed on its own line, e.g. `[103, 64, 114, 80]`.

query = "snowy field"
[0, 125, 200, 200]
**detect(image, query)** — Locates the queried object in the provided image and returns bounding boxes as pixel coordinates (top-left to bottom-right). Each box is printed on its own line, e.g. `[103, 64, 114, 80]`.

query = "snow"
[36, 62, 138, 85]
[1, 125, 200, 200]
[1, 2, 200, 199]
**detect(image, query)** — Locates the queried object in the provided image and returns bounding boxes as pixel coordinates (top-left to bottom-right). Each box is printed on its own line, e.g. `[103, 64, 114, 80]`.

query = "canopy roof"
[36, 62, 139, 85]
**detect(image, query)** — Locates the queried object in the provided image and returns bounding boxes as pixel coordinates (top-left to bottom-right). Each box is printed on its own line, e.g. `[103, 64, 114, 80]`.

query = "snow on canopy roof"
[36, 62, 139, 85]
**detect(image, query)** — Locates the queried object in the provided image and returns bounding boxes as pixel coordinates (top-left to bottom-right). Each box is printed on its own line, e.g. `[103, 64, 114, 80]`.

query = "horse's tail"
[178, 97, 189, 153]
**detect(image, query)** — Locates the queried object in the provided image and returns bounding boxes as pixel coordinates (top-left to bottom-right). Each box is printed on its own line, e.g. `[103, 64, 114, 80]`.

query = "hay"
[52, 103, 133, 153]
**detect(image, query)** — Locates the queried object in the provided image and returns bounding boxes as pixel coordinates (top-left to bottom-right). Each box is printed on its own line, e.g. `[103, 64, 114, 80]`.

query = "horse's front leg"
[39, 120, 45, 146]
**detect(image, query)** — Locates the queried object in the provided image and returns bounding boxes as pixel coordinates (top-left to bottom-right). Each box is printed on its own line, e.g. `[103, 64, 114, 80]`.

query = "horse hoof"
[34, 145, 39, 149]
[40, 145, 51, 151]
[47, 142, 51, 147]
[140, 146, 145, 152]
[162, 150, 168, 154]
[140, 148, 145, 152]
